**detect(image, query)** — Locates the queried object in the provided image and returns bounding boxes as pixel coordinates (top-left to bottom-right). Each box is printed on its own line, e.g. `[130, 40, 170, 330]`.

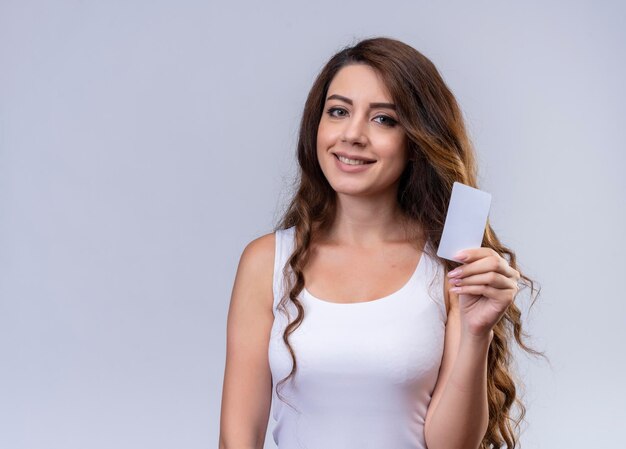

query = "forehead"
[326, 64, 393, 103]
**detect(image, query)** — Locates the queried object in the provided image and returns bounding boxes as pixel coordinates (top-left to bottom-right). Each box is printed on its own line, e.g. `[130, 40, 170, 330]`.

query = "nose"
[340, 114, 367, 146]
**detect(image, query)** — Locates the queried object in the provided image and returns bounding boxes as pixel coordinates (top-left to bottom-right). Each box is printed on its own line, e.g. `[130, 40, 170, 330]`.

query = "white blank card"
[436, 182, 492, 263]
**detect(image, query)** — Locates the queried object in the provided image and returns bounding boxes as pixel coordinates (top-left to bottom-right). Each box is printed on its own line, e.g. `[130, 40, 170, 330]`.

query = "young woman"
[219, 37, 540, 449]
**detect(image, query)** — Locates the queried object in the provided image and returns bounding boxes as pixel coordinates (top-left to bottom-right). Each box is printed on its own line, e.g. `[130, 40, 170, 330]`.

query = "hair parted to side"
[272, 36, 544, 448]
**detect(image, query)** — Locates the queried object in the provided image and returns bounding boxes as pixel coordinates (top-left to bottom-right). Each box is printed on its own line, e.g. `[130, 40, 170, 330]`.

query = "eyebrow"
[326, 94, 396, 111]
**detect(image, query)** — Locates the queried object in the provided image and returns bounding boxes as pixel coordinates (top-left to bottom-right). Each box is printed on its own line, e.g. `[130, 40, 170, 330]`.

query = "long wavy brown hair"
[272, 36, 544, 448]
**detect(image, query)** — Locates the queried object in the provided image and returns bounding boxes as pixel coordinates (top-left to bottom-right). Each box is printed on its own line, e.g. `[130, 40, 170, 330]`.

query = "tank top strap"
[422, 241, 448, 323]
[272, 226, 296, 312]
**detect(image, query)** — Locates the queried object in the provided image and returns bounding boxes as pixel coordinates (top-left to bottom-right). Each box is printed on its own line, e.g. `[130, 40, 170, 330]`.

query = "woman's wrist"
[460, 326, 494, 346]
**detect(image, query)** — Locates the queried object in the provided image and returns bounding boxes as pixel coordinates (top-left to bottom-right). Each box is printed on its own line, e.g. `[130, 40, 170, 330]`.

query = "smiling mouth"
[334, 154, 376, 165]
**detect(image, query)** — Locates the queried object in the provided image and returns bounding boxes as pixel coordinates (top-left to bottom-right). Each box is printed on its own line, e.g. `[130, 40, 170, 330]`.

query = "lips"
[332, 152, 376, 163]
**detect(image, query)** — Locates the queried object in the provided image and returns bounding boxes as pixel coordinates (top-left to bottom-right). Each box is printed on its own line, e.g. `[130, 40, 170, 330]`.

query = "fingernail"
[448, 268, 462, 277]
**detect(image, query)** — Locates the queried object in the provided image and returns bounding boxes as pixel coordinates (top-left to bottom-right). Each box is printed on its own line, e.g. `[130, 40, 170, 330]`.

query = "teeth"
[337, 155, 371, 165]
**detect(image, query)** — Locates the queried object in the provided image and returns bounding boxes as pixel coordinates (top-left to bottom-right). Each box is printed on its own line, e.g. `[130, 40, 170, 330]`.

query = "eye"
[373, 114, 397, 127]
[326, 107, 347, 117]
[326, 107, 397, 128]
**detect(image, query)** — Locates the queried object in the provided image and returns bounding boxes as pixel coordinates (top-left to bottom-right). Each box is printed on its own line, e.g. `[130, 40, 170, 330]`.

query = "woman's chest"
[302, 242, 424, 303]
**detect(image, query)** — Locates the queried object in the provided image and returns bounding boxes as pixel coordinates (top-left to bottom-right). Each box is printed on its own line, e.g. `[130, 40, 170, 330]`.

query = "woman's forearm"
[425, 330, 493, 449]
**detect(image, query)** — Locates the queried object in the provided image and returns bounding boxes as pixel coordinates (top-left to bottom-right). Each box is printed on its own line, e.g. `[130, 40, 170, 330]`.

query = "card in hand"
[436, 182, 492, 263]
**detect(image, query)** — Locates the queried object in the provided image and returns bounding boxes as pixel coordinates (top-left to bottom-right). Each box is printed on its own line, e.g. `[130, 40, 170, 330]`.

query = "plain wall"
[1, 1, 624, 448]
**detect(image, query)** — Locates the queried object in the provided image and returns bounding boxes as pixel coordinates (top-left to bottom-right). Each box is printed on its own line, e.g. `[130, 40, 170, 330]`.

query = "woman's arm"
[424, 248, 519, 449]
[218, 233, 276, 449]
[423, 292, 492, 449]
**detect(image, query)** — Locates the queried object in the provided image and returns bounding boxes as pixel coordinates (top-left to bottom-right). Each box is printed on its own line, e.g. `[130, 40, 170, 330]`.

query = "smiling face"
[316, 63, 409, 197]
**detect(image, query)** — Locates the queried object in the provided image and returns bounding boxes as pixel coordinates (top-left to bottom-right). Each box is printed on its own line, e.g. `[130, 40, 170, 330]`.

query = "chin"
[328, 180, 373, 195]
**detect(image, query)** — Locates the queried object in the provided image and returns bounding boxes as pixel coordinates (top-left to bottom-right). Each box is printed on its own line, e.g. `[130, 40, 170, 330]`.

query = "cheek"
[316, 121, 333, 147]
[378, 137, 407, 164]
[316, 132, 330, 169]
[316, 124, 337, 162]
[316, 136, 327, 162]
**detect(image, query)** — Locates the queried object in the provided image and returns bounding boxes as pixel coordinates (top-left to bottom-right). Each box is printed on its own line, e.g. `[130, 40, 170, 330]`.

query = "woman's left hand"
[447, 248, 521, 339]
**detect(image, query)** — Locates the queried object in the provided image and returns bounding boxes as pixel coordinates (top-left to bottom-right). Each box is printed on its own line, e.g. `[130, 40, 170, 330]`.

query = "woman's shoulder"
[243, 225, 296, 254]
[231, 231, 277, 314]
[241, 231, 276, 267]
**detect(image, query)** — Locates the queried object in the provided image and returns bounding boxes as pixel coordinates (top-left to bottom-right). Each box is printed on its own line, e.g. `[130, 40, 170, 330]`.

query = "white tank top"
[268, 226, 447, 449]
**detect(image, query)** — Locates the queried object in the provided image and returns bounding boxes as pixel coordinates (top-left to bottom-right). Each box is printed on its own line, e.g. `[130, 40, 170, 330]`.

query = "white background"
[1, 1, 624, 447]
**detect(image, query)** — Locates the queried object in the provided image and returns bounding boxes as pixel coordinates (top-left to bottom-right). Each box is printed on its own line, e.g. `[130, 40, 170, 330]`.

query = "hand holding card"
[436, 182, 492, 263]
